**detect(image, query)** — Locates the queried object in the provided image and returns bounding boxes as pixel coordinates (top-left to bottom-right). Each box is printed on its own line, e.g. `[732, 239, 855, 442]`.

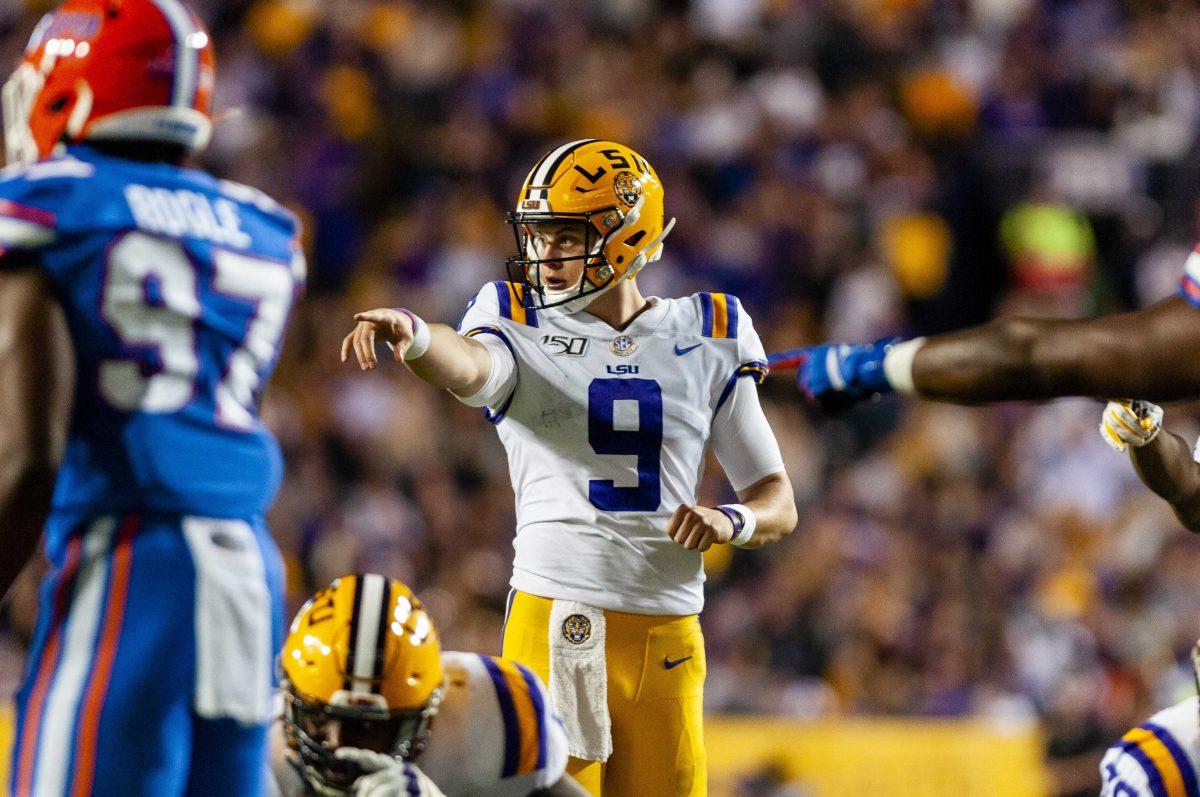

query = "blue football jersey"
[0, 146, 303, 553]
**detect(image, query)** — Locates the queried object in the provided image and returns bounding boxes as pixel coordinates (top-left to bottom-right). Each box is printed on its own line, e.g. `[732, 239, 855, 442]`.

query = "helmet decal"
[612, 171, 641, 206]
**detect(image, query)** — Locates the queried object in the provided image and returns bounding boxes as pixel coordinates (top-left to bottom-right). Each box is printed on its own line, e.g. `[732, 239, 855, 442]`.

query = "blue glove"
[768, 339, 899, 412]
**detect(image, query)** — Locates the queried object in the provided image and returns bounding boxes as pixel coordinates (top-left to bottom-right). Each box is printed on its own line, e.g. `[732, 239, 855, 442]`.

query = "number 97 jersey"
[0, 147, 302, 556]
[457, 281, 783, 616]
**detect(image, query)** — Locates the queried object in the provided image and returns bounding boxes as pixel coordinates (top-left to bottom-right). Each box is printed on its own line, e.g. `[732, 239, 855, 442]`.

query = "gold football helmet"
[279, 574, 444, 795]
[507, 139, 676, 313]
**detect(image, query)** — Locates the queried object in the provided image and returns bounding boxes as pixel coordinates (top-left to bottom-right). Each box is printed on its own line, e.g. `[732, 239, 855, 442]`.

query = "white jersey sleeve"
[708, 303, 784, 491]
[454, 282, 519, 409]
[1100, 696, 1200, 796]
[418, 652, 569, 797]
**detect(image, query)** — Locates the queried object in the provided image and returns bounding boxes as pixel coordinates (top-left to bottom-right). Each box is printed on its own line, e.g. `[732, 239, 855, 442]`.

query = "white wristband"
[394, 308, 431, 360]
[882, 337, 926, 395]
[719, 503, 757, 547]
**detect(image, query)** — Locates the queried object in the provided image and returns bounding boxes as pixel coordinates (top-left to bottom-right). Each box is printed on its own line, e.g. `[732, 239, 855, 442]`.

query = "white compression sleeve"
[452, 334, 517, 408]
[711, 376, 786, 491]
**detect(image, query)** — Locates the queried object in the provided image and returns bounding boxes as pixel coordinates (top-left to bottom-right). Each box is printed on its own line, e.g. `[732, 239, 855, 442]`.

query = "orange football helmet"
[2, 0, 215, 165]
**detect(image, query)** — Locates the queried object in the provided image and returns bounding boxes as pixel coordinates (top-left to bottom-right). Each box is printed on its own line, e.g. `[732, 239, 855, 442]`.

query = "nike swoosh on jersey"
[663, 655, 692, 670]
[674, 343, 702, 356]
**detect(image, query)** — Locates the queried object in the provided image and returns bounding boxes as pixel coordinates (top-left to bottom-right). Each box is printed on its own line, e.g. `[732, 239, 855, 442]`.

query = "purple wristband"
[716, 506, 744, 537]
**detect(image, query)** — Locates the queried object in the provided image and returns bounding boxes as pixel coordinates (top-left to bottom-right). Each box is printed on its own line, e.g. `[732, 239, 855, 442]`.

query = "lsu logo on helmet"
[507, 139, 677, 314]
[2, 0, 216, 165]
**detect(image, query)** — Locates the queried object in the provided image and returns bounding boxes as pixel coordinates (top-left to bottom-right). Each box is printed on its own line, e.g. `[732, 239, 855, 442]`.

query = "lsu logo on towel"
[562, 614, 591, 645]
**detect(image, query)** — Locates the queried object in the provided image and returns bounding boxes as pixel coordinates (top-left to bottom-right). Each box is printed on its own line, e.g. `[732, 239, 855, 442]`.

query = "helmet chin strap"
[542, 215, 677, 315]
[526, 182, 676, 315]
[541, 278, 600, 316]
[619, 216, 676, 282]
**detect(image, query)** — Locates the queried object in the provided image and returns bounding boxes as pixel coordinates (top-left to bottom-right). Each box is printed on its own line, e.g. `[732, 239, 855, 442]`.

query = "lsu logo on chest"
[606, 364, 639, 375]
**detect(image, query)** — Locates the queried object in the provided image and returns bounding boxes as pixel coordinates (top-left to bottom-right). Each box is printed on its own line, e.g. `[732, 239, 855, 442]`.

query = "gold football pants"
[501, 590, 707, 797]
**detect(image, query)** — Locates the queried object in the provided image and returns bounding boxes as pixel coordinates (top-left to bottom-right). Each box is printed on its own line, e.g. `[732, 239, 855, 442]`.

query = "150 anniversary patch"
[541, 334, 589, 356]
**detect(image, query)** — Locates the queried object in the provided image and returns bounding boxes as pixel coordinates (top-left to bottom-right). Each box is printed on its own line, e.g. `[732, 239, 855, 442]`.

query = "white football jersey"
[271, 651, 568, 797]
[1100, 696, 1200, 796]
[457, 281, 783, 615]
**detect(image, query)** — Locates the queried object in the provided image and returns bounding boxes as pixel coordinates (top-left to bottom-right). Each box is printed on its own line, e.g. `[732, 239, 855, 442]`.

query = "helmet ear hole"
[48, 95, 71, 114]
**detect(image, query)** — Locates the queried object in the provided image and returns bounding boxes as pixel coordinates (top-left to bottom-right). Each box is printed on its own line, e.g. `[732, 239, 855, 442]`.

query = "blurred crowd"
[6, 0, 1200, 792]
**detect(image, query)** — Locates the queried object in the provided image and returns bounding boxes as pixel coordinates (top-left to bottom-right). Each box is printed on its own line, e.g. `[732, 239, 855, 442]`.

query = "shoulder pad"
[696, 292, 741, 339]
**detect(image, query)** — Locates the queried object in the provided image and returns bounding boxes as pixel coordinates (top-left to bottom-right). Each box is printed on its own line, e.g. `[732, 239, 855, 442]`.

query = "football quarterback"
[270, 574, 581, 797]
[341, 139, 798, 796]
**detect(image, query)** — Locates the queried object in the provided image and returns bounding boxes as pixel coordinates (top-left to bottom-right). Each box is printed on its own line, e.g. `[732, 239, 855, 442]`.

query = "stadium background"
[3, 0, 1200, 794]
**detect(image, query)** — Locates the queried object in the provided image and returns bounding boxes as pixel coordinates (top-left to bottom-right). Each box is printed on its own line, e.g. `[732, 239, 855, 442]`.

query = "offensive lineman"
[341, 139, 798, 796]
[1095, 401, 1200, 794]
[270, 574, 585, 797]
[0, 1, 301, 793]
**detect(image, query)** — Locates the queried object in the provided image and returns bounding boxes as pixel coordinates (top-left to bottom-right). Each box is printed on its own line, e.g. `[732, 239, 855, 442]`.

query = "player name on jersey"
[125, 183, 252, 248]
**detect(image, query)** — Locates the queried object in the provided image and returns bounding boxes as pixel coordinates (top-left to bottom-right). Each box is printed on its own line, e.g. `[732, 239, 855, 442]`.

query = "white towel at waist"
[548, 600, 611, 762]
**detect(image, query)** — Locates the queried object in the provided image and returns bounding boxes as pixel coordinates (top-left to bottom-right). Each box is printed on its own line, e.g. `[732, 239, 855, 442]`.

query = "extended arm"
[0, 265, 72, 598]
[340, 308, 495, 398]
[780, 296, 1200, 408]
[911, 297, 1200, 403]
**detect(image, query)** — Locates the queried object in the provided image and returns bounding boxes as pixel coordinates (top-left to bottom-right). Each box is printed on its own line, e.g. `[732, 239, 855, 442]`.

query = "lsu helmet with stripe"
[507, 139, 676, 314]
[2, 0, 215, 166]
[280, 574, 444, 796]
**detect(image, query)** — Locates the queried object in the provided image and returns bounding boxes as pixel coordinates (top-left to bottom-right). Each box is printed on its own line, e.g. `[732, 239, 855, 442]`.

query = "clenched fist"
[666, 504, 735, 552]
[1100, 400, 1164, 453]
